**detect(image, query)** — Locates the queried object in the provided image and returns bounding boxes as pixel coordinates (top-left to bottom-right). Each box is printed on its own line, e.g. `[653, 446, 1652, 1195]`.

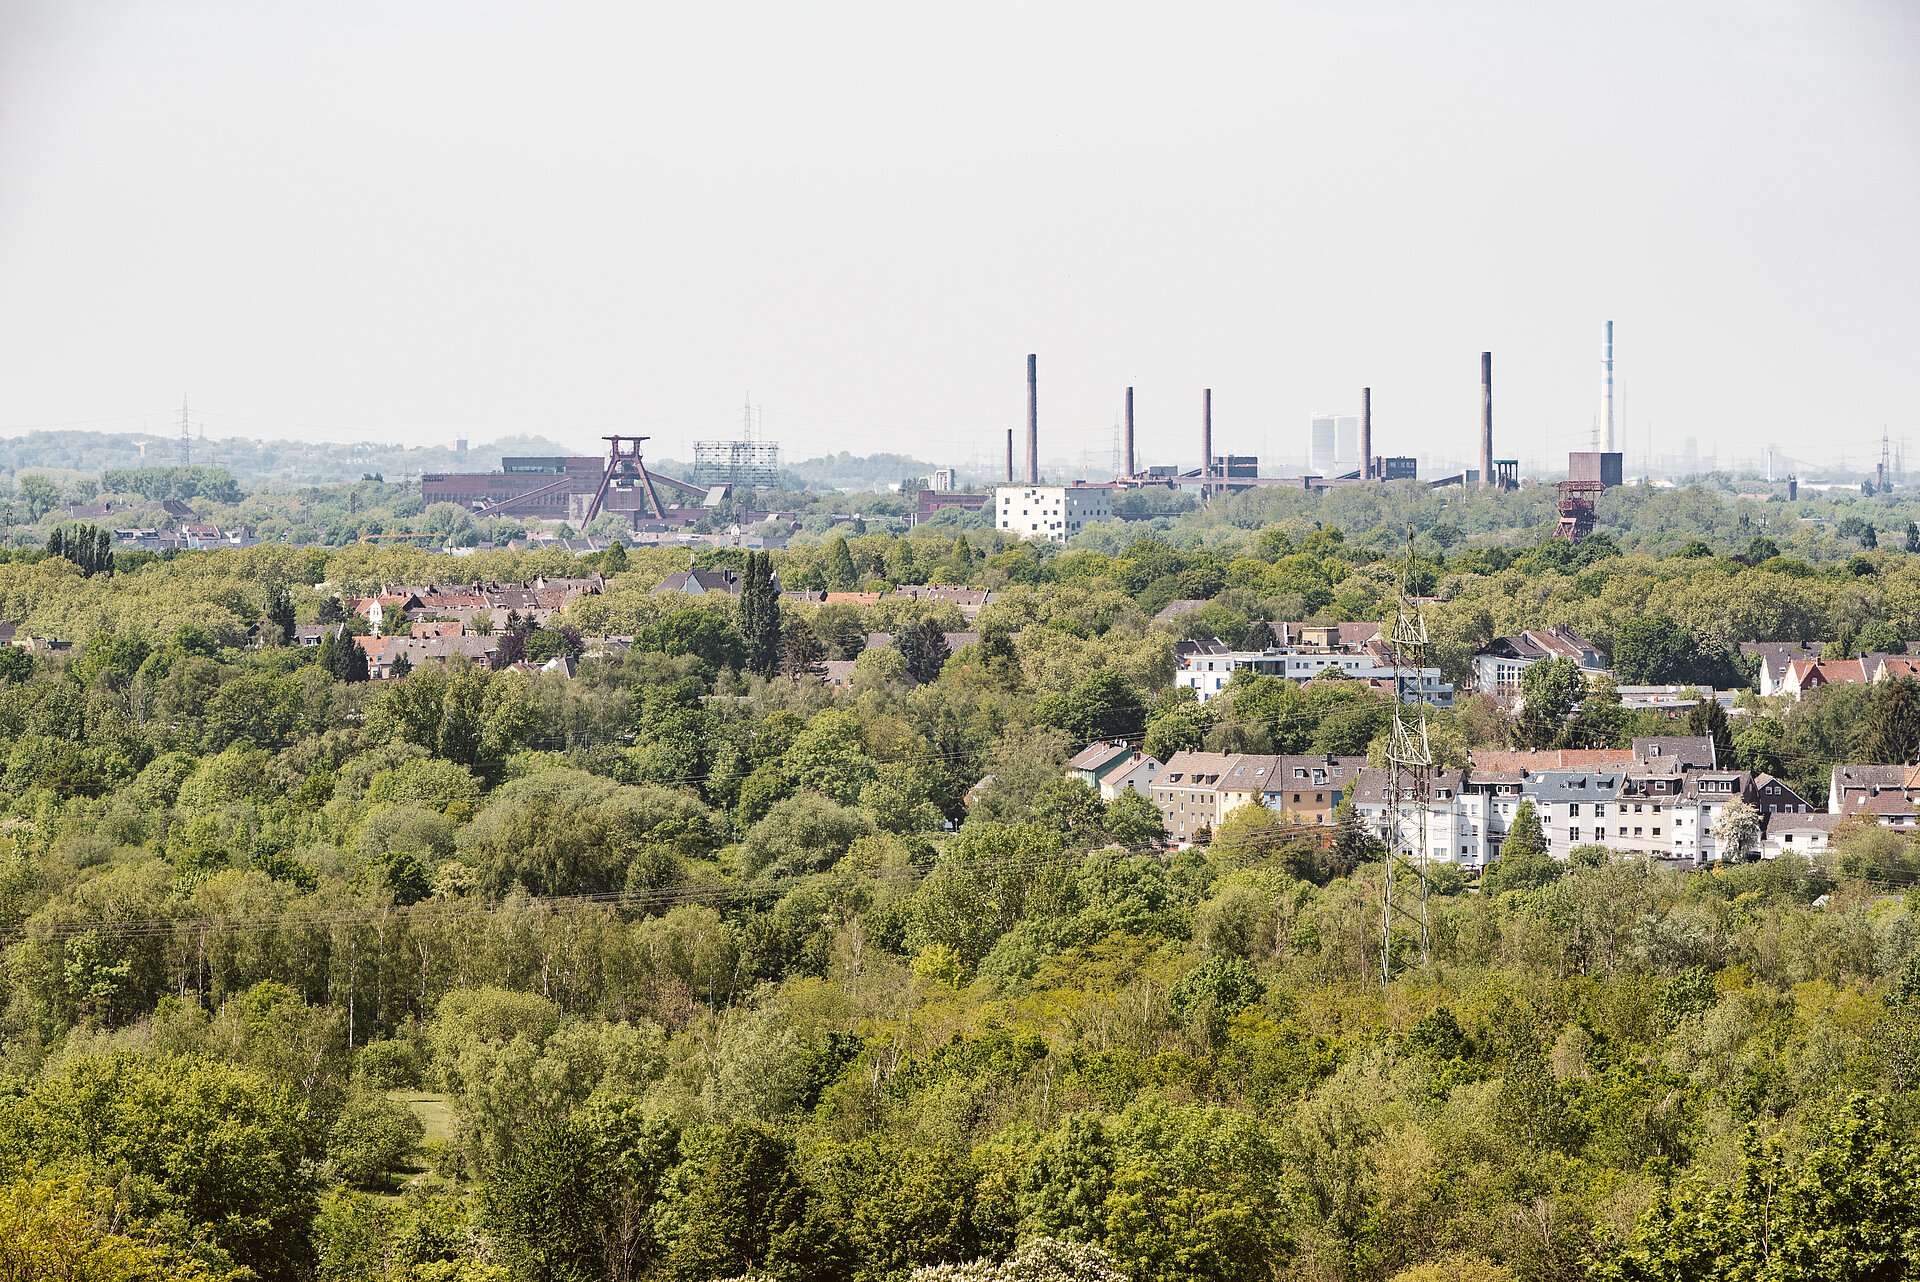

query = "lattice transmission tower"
[1380, 527, 1434, 983]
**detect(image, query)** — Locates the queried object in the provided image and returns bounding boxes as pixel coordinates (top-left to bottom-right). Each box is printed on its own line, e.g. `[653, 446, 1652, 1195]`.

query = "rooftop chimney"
[1480, 353, 1494, 490]
[1124, 387, 1135, 478]
[1006, 428, 1013, 483]
[1026, 354, 1039, 485]
[1360, 387, 1372, 481]
[1201, 389, 1213, 498]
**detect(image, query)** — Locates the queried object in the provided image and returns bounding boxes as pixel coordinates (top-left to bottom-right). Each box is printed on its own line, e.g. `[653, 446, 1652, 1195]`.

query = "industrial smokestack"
[1201, 389, 1213, 498]
[1006, 428, 1013, 483]
[1026, 354, 1039, 485]
[1602, 321, 1615, 454]
[1124, 387, 1135, 478]
[1480, 353, 1494, 490]
[1360, 387, 1372, 481]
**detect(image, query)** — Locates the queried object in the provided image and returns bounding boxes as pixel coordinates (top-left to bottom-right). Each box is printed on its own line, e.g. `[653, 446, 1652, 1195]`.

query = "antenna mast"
[1380, 526, 1434, 984]
[179, 397, 192, 467]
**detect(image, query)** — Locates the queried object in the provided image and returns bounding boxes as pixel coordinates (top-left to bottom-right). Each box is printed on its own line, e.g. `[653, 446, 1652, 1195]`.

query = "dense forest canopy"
[0, 503, 1918, 1281]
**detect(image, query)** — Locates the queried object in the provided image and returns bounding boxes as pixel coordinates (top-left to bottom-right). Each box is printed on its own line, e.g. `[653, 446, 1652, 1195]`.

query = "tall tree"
[264, 586, 296, 645]
[823, 537, 859, 592]
[44, 524, 114, 577]
[1514, 657, 1585, 748]
[894, 617, 950, 684]
[1853, 676, 1920, 765]
[659, 1123, 846, 1282]
[1483, 801, 1560, 893]
[1562, 675, 1627, 748]
[738, 552, 783, 679]
[1685, 697, 1736, 766]
[782, 617, 826, 682]
[1595, 1095, 1920, 1282]
[318, 631, 369, 683]
[1613, 616, 1701, 685]
[1243, 619, 1277, 650]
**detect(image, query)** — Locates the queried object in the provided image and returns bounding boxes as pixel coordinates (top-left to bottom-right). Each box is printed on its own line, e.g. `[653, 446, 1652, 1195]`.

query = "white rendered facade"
[995, 485, 1112, 543]
[1176, 647, 1453, 707]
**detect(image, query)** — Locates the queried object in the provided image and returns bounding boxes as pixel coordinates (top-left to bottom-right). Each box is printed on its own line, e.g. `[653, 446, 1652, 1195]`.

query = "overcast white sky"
[1, 1, 1915, 474]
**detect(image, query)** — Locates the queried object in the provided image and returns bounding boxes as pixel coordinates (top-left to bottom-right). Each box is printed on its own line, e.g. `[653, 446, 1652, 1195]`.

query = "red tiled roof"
[1469, 748, 1632, 774]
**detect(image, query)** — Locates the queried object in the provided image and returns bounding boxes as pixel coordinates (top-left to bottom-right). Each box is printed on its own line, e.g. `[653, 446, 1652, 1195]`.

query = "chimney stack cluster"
[1005, 353, 1503, 498]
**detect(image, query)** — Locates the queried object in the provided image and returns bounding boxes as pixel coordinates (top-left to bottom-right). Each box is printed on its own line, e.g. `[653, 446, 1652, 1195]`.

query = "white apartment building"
[995, 484, 1113, 543]
[1175, 643, 1453, 707]
[1346, 769, 1479, 866]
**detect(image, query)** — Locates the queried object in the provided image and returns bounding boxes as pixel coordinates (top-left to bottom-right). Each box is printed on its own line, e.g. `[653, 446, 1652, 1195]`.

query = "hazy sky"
[1, 1, 1915, 475]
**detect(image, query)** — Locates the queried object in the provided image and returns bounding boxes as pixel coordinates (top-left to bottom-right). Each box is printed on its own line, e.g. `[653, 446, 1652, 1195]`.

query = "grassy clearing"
[387, 1090, 456, 1145]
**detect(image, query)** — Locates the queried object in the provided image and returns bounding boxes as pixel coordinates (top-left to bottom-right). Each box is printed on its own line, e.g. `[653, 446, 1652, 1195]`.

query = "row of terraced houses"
[1124, 735, 1881, 870]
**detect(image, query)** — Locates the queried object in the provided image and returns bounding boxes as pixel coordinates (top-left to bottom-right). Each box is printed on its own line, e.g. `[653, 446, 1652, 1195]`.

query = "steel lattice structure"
[1380, 527, 1434, 983]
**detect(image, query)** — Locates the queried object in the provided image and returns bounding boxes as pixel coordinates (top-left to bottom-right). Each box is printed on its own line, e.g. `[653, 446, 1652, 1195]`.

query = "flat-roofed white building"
[995, 484, 1112, 543]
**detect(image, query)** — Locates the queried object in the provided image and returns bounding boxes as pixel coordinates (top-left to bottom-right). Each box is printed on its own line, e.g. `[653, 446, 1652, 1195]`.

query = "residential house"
[1174, 640, 1453, 707]
[1758, 812, 1845, 859]
[1827, 763, 1920, 814]
[356, 634, 502, 678]
[1608, 757, 1752, 862]
[291, 624, 346, 648]
[1468, 748, 1633, 773]
[1777, 657, 1866, 700]
[1264, 755, 1369, 824]
[1632, 736, 1717, 769]
[1865, 654, 1920, 684]
[348, 593, 419, 636]
[1065, 741, 1163, 800]
[1272, 622, 1384, 649]
[1742, 642, 1821, 697]
[1751, 774, 1815, 816]
[1471, 626, 1608, 698]
[654, 567, 779, 597]
[1345, 768, 1472, 864]
[1462, 770, 1527, 864]
[179, 523, 255, 549]
[1151, 751, 1243, 844]
[884, 586, 997, 620]
[1520, 769, 1627, 860]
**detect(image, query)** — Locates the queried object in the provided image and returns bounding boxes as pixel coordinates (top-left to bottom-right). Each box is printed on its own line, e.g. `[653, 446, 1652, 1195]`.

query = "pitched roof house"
[1472, 626, 1608, 697]
[1065, 741, 1162, 800]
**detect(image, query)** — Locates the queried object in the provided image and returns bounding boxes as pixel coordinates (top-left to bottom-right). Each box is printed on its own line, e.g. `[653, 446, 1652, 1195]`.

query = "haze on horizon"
[0, 1, 1915, 478]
